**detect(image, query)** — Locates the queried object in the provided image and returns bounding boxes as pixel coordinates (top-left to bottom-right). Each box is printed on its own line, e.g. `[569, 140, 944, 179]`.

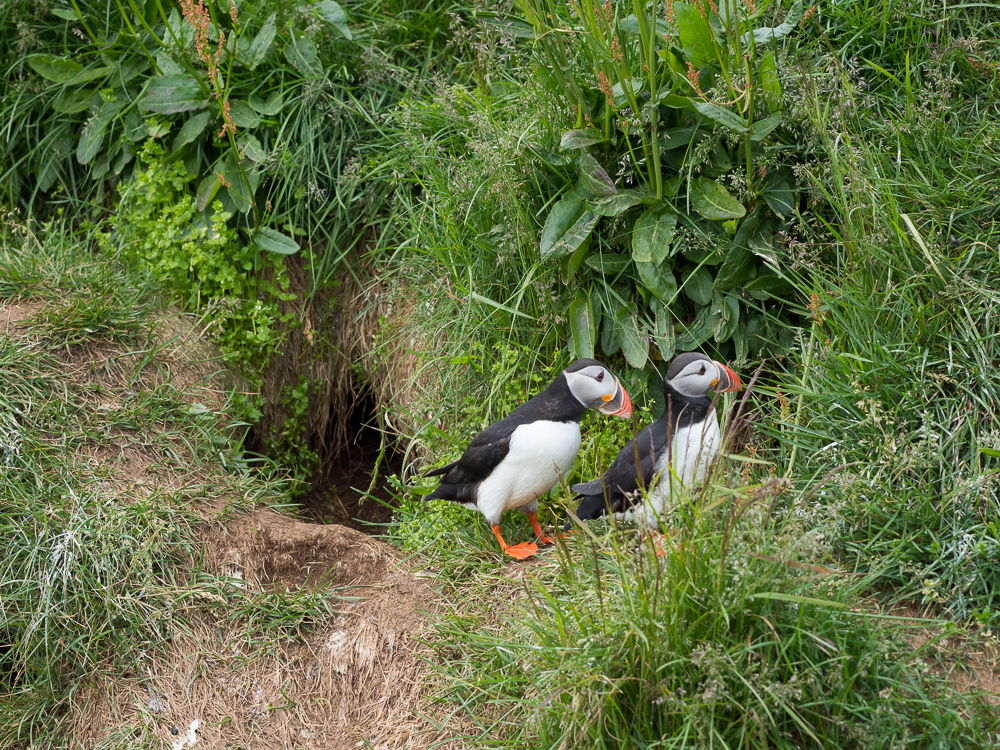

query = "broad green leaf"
[540, 197, 598, 259]
[125, 110, 150, 142]
[690, 176, 746, 220]
[249, 90, 283, 115]
[601, 314, 621, 356]
[251, 226, 300, 255]
[118, 57, 151, 85]
[684, 265, 713, 305]
[560, 128, 605, 150]
[674, 1, 716, 68]
[196, 171, 221, 211]
[314, 0, 352, 39]
[614, 304, 648, 369]
[636, 261, 678, 304]
[51, 88, 95, 114]
[156, 50, 183, 75]
[747, 314, 771, 355]
[228, 99, 259, 128]
[619, 15, 671, 35]
[76, 101, 115, 165]
[69, 66, 112, 85]
[714, 212, 760, 290]
[284, 34, 320, 77]
[744, 0, 804, 45]
[585, 253, 630, 275]
[141, 75, 206, 114]
[691, 100, 747, 133]
[763, 176, 795, 218]
[223, 152, 257, 214]
[36, 159, 57, 192]
[981, 448, 1000, 458]
[676, 303, 717, 350]
[589, 190, 642, 217]
[171, 111, 209, 152]
[745, 271, 791, 300]
[652, 303, 676, 361]
[579, 153, 616, 196]
[112, 148, 134, 176]
[632, 205, 677, 263]
[248, 14, 277, 70]
[759, 51, 782, 112]
[749, 112, 782, 142]
[28, 54, 82, 82]
[238, 133, 266, 163]
[565, 235, 591, 278]
[712, 293, 740, 343]
[733, 319, 748, 360]
[611, 78, 645, 100]
[568, 289, 597, 360]
[147, 120, 170, 138]
[654, 90, 694, 109]
[713, 245, 754, 290]
[51, 6, 80, 20]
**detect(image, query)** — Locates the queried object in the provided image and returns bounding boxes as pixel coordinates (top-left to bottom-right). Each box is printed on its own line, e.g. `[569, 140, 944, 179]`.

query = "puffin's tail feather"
[571, 477, 606, 496]
[423, 481, 476, 505]
[564, 492, 612, 531]
[424, 460, 459, 478]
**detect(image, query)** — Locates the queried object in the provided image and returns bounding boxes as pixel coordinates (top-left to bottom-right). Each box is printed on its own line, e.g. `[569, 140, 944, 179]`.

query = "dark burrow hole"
[299, 389, 404, 533]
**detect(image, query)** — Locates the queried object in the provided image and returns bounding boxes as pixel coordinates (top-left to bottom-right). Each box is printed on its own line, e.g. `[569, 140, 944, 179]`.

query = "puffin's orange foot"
[650, 530, 679, 557]
[503, 541, 539, 560]
[527, 511, 554, 547]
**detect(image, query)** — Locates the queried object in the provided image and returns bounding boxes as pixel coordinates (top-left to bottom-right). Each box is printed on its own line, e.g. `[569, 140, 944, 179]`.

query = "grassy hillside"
[3, 0, 1000, 747]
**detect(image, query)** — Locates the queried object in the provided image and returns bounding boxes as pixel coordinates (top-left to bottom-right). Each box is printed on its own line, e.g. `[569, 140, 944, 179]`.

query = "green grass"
[772, 0, 1000, 628]
[406, 475, 1000, 748]
[385, 1, 1000, 746]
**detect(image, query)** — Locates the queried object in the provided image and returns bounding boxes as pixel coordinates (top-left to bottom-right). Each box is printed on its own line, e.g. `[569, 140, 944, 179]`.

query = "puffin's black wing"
[568, 420, 672, 523]
[423, 416, 520, 503]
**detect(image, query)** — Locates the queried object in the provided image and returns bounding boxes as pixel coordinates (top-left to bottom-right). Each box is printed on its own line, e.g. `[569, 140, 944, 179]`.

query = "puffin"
[424, 359, 632, 559]
[566, 352, 742, 530]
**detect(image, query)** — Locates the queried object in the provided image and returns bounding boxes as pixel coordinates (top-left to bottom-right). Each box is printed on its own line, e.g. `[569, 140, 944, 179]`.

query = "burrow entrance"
[298, 388, 404, 533]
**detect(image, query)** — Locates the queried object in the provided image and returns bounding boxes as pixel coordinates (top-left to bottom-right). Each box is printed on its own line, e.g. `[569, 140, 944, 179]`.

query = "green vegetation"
[3, 0, 1000, 746]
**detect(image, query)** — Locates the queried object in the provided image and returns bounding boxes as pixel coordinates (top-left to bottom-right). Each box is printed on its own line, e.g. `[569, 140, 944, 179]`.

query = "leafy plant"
[516, 0, 805, 372]
[103, 139, 289, 370]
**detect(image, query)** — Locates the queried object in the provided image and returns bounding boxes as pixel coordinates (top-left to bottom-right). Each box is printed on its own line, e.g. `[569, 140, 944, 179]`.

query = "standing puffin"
[424, 359, 632, 559]
[566, 352, 742, 529]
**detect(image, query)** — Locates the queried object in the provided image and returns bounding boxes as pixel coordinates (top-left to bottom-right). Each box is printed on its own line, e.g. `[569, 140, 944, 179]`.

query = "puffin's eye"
[595, 371, 605, 382]
[699, 366, 706, 375]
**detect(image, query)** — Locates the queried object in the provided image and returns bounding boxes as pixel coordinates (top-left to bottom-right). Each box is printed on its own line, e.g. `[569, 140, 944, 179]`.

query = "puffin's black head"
[563, 359, 632, 418]
[665, 352, 743, 398]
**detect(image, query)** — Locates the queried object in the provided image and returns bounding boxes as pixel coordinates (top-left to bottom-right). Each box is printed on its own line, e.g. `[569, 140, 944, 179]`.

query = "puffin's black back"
[425, 368, 590, 504]
[566, 381, 712, 526]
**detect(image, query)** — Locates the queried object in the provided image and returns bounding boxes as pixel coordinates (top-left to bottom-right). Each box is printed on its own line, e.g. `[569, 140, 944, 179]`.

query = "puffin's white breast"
[624, 409, 721, 526]
[475, 420, 581, 523]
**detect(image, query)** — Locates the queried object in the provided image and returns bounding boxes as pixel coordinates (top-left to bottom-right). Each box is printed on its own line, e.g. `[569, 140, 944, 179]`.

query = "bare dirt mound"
[72, 512, 458, 749]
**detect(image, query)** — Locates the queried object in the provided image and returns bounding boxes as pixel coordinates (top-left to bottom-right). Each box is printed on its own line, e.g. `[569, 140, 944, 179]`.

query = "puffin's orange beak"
[713, 362, 743, 393]
[598, 379, 632, 418]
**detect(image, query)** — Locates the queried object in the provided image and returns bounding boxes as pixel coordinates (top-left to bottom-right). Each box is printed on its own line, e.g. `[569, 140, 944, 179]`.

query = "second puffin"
[424, 359, 631, 559]
[567, 352, 742, 529]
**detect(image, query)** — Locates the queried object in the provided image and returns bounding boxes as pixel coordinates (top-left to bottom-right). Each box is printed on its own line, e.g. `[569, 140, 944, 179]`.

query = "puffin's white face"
[668, 358, 743, 398]
[564, 364, 632, 417]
